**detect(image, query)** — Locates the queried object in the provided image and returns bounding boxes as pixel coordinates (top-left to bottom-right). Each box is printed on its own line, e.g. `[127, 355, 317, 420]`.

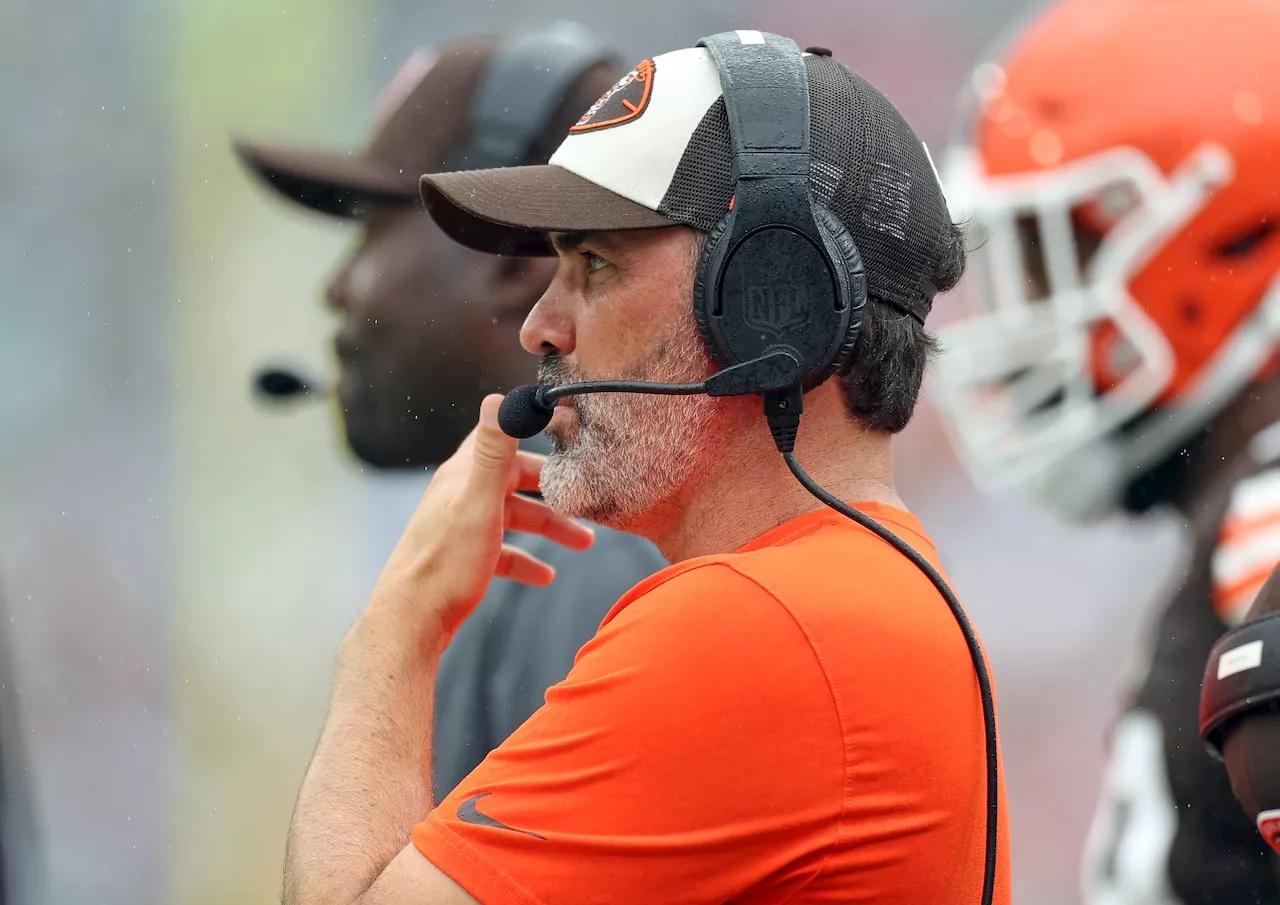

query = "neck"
[637, 397, 903, 563]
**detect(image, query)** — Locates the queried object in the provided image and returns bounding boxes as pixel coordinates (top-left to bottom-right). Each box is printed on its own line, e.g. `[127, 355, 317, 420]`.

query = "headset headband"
[695, 32, 811, 182]
[460, 23, 616, 171]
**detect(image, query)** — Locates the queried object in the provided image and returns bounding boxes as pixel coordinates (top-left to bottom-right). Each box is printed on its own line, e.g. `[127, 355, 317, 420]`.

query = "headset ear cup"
[812, 203, 868, 381]
[693, 212, 737, 368]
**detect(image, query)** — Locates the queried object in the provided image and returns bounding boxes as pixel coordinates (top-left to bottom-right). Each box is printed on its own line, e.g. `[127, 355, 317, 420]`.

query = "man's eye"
[581, 251, 610, 273]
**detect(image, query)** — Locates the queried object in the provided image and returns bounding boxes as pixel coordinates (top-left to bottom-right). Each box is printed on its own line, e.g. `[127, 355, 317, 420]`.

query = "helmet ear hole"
[1214, 219, 1280, 260]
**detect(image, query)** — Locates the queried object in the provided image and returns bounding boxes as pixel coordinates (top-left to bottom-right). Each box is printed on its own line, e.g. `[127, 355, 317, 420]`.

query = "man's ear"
[491, 255, 557, 312]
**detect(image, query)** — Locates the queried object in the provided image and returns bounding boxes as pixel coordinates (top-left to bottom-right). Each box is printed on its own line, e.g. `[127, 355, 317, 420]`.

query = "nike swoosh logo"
[456, 792, 546, 839]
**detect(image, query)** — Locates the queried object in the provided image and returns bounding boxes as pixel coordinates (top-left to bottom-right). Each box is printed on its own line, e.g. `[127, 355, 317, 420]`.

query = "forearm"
[283, 604, 443, 905]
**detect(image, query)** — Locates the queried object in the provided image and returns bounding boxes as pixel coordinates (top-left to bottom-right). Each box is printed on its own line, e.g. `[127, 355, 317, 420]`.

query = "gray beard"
[538, 332, 720, 530]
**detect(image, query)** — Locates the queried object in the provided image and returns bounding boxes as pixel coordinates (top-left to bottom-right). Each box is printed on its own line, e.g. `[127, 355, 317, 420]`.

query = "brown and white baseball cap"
[421, 31, 957, 321]
[234, 24, 622, 218]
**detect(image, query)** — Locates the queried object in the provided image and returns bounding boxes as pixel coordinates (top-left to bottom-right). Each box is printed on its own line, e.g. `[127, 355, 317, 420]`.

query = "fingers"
[504, 493, 595, 550]
[506, 451, 546, 495]
[467, 395, 520, 496]
[496, 545, 555, 586]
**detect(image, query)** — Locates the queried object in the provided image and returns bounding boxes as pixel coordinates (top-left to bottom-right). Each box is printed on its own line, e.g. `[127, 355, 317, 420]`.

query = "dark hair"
[688, 219, 967, 433]
[836, 219, 966, 433]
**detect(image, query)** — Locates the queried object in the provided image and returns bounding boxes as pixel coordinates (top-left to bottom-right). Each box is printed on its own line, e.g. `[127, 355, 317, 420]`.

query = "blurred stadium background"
[1, 0, 1182, 902]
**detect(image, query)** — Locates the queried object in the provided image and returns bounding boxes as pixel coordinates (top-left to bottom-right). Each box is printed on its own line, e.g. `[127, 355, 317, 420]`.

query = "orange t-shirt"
[414, 503, 1012, 904]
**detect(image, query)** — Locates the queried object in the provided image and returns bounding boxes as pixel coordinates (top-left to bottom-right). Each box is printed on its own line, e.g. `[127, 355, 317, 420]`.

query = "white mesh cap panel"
[549, 47, 725, 211]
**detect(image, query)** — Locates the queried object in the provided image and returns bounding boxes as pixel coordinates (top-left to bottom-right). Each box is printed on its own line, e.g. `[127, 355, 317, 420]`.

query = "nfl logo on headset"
[743, 283, 809, 337]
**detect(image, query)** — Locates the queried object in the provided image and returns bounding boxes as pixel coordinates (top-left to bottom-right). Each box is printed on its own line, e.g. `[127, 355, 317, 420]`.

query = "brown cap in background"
[234, 23, 623, 218]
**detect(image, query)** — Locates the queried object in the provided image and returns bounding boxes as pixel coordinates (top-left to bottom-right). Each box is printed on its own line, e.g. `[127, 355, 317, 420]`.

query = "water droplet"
[971, 63, 1007, 102]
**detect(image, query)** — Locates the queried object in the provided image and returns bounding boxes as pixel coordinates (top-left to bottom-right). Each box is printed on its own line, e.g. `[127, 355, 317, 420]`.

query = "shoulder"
[604, 559, 788, 632]
[601, 511, 937, 655]
[727, 508, 949, 632]
[557, 560, 844, 766]
[591, 560, 827, 677]
[608, 509, 945, 621]
[1213, 463, 1280, 625]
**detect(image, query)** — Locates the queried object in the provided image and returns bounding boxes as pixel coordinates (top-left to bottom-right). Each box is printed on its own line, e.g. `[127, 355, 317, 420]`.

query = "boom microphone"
[498, 385, 556, 439]
[497, 350, 804, 439]
[252, 367, 328, 407]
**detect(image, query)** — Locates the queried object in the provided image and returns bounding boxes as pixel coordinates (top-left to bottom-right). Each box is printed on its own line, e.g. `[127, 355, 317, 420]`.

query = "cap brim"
[419, 165, 677, 256]
[234, 139, 419, 219]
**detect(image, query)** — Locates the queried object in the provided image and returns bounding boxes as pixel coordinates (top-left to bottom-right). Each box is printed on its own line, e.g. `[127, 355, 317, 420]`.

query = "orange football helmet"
[933, 0, 1280, 521]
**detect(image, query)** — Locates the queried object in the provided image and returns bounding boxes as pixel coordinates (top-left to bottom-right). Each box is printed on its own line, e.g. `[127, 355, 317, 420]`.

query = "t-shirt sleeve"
[413, 563, 843, 905]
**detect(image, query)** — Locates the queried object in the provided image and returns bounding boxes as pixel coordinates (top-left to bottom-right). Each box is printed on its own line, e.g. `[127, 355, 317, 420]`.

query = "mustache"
[537, 353, 583, 390]
[537, 354, 599, 430]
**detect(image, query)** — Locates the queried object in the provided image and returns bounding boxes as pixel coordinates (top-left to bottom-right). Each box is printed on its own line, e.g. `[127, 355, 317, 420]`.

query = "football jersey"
[1082, 431, 1280, 904]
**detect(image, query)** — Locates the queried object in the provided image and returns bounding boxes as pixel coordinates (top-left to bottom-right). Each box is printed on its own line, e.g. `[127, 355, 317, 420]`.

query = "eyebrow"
[549, 232, 587, 254]
[549, 231, 624, 256]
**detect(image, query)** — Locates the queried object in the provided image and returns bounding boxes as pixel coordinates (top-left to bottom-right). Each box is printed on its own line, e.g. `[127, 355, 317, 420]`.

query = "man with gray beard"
[278, 33, 1009, 905]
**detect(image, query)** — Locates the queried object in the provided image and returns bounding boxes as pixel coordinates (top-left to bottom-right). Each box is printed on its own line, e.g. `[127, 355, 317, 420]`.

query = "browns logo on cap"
[570, 59, 655, 133]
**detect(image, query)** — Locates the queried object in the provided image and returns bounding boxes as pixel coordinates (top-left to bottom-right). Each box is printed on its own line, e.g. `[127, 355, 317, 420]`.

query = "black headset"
[450, 22, 617, 172]
[693, 33, 867, 394]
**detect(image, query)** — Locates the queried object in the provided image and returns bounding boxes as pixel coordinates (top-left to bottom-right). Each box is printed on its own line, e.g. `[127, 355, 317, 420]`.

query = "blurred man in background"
[234, 23, 666, 799]
[932, 0, 1280, 901]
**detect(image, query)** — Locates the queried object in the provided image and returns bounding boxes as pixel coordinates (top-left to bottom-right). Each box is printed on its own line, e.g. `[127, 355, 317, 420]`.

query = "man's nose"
[520, 276, 575, 358]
